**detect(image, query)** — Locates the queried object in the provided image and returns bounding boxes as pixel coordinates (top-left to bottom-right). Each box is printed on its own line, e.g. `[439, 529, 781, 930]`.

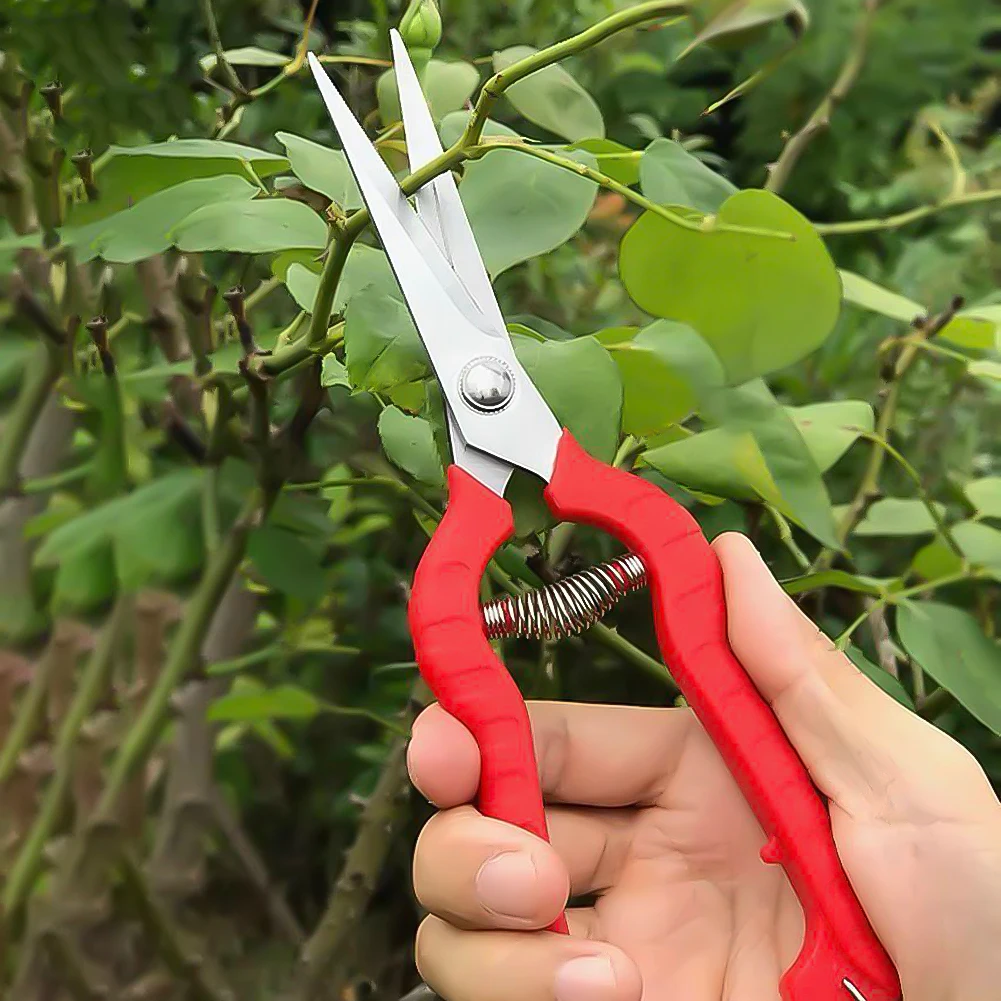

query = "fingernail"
[555, 956, 617, 1001]
[475, 851, 539, 919]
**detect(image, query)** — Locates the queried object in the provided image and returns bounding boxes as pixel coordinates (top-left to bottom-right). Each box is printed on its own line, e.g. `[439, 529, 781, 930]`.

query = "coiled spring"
[481, 553, 647, 641]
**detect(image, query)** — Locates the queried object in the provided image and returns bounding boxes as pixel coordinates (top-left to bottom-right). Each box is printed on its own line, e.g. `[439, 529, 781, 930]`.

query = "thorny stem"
[767, 0, 885, 194]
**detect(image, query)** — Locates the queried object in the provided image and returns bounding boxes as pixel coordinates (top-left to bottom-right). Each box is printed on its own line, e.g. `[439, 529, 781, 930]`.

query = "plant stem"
[471, 141, 793, 240]
[92, 496, 261, 824]
[0, 340, 62, 496]
[119, 851, 234, 1001]
[199, 0, 244, 95]
[813, 299, 965, 570]
[764, 505, 811, 570]
[767, 0, 884, 194]
[261, 323, 344, 377]
[295, 685, 426, 1000]
[816, 188, 1001, 235]
[3, 598, 130, 919]
[460, 0, 688, 147]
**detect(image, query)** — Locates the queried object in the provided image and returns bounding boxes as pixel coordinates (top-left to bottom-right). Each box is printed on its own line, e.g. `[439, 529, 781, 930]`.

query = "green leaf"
[378, 406, 445, 488]
[35, 470, 204, 590]
[619, 190, 841, 383]
[640, 138, 737, 213]
[840, 269, 996, 350]
[441, 112, 598, 276]
[845, 646, 915, 710]
[279, 244, 401, 314]
[492, 46, 605, 142]
[686, 0, 809, 50]
[511, 333, 623, 464]
[596, 321, 724, 437]
[852, 498, 946, 537]
[966, 478, 1001, 518]
[703, 380, 838, 546]
[68, 139, 288, 223]
[343, 285, 429, 393]
[781, 570, 889, 598]
[247, 525, 327, 603]
[321, 355, 351, 390]
[208, 684, 324, 723]
[915, 521, 1001, 583]
[377, 59, 480, 124]
[51, 542, 117, 614]
[897, 601, 1001, 735]
[276, 132, 363, 209]
[62, 175, 258, 263]
[170, 198, 327, 253]
[642, 398, 871, 544]
[200, 46, 289, 73]
[567, 139, 640, 185]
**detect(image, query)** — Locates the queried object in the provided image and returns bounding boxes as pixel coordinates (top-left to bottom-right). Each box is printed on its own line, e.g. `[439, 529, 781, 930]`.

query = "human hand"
[407, 533, 1001, 1001]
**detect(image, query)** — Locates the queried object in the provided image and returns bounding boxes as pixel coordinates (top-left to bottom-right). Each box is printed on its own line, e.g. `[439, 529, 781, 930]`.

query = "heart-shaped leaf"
[619, 189, 841, 384]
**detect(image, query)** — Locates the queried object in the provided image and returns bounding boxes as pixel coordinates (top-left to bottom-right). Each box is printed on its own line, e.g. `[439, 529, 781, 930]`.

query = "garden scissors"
[308, 38, 901, 1001]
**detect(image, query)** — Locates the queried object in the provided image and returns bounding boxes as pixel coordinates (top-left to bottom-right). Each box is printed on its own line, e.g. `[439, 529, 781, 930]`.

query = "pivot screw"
[459, 357, 514, 413]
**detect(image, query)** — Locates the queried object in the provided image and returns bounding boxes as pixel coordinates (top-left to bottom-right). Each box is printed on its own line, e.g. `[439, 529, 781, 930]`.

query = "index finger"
[407, 699, 695, 809]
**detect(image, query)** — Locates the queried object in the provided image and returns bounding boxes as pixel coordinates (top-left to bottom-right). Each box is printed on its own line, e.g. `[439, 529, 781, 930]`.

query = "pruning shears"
[308, 36, 901, 1001]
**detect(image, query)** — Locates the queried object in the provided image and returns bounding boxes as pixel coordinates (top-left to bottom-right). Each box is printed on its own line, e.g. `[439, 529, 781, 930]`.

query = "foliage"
[1, 0, 1001, 996]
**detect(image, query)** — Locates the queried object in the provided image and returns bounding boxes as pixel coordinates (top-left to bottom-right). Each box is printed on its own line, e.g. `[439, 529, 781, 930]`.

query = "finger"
[408, 699, 694, 811]
[714, 531, 998, 820]
[408, 702, 480, 808]
[414, 806, 570, 930]
[416, 915, 642, 1001]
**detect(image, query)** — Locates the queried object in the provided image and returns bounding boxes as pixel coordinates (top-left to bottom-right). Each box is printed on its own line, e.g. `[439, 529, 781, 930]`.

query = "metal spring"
[481, 553, 648, 641]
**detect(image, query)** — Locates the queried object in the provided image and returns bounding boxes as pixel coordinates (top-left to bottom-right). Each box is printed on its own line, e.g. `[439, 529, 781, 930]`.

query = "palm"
[579, 722, 803, 1000]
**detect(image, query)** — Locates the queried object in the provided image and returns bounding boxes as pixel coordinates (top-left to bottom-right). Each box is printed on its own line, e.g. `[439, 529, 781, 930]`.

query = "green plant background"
[1, 0, 1001, 996]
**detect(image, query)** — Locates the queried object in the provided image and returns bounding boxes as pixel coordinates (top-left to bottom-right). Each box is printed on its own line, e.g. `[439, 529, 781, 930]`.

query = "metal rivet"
[459, 357, 514, 413]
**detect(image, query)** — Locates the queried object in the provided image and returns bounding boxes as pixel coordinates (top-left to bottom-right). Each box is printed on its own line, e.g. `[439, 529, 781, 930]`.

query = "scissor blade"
[307, 53, 493, 338]
[389, 29, 506, 333]
[308, 52, 561, 489]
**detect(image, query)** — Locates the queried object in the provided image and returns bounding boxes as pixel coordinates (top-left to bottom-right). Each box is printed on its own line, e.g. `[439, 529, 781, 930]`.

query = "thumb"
[713, 532, 994, 823]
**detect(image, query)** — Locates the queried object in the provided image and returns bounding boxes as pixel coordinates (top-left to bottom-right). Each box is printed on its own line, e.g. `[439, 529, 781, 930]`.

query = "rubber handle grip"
[408, 465, 568, 935]
[544, 430, 900, 1001]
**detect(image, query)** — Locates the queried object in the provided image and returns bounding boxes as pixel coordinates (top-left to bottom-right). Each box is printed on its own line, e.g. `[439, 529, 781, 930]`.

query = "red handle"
[544, 430, 900, 1001]
[408, 465, 568, 934]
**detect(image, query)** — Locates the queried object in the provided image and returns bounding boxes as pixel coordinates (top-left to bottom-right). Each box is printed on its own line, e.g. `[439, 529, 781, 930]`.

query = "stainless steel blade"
[388, 30, 514, 497]
[308, 52, 561, 487]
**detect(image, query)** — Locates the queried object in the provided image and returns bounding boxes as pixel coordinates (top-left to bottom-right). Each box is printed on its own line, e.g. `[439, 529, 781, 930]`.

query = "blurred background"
[2, 0, 1001, 998]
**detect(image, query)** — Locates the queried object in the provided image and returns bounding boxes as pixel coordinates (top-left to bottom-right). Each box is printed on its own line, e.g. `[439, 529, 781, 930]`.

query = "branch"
[767, 0, 885, 194]
[460, 0, 688, 147]
[815, 187, 1001, 235]
[469, 140, 794, 240]
[199, 0, 244, 96]
[92, 496, 261, 826]
[295, 686, 426, 1000]
[812, 297, 967, 570]
[3, 598, 130, 921]
[119, 851, 234, 1001]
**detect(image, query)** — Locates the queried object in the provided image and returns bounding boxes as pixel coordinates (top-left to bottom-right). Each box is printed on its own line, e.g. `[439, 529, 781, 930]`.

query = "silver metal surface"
[481, 553, 648, 641]
[842, 980, 868, 1001]
[459, 357, 515, 413]
[308, 51, 561, 490]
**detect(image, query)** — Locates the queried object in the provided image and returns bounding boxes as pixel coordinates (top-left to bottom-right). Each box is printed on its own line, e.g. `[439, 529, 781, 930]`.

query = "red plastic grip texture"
[544, 430, 900, 1001]
[408, 465, 568, 935]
